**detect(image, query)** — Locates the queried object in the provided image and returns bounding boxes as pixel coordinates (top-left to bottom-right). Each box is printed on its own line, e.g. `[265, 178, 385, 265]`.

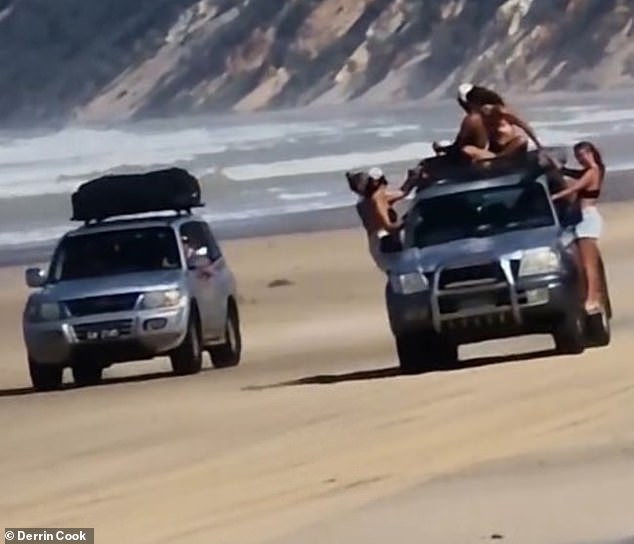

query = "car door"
[196, 221, 230, 336]
[178, 221, 219, 343]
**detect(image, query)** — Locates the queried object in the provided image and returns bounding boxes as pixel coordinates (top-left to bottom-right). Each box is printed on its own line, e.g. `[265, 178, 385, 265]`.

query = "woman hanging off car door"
[552, 141, 607, 314]
[346, 167, 405, 269]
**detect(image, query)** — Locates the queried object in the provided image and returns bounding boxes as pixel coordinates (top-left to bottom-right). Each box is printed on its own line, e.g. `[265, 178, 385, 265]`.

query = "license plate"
[86, 329, 120, 341]
[459, 296, 495, 310]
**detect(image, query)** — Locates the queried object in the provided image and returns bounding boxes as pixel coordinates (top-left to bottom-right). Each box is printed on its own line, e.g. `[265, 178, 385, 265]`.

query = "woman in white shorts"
[552, 141, 605, 313]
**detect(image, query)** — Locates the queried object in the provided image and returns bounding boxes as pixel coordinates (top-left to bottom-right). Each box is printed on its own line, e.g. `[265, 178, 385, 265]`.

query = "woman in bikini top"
[480, 104, 542, 157]
[453, 85, 543, 161]
[552, 141, 606, 313]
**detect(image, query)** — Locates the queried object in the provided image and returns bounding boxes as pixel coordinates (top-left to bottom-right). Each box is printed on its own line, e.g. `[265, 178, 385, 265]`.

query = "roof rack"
[81, 206, 203, 227]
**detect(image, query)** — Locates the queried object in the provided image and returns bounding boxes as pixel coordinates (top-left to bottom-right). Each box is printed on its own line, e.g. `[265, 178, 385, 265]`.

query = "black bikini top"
[561, 166, 601, 199]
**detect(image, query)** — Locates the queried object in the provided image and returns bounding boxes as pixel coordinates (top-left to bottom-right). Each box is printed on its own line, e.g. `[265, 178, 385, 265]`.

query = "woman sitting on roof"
[551, 141, 606, 314]
[431, 84, 490, 162]
[458, 84, 544, 161]
[400, 84, 543, 195]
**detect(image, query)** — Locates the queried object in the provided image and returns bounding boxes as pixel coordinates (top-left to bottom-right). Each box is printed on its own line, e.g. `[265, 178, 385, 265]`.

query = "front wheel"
[72, 364, 103, 387]
[396, 333, 425, 375]
[28, 357, 63, 392]
[208, 302, 242, 369]
[170, 314, 203, 375]
[396, 330, 458, 375]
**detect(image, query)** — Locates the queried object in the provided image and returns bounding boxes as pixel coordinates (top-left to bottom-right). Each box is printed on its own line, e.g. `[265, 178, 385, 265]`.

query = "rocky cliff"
[1, 0, 632, 125]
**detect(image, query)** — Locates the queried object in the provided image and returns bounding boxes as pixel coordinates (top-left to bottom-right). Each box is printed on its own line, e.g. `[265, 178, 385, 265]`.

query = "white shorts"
[575, 206, 602, 240]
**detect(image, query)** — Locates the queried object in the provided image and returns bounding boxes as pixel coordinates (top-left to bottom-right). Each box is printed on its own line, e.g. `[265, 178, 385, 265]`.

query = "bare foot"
[585, 300, 603, 314]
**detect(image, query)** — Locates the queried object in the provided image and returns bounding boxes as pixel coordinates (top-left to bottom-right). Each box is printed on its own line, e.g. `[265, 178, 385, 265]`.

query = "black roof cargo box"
[71, 167, 203, 222]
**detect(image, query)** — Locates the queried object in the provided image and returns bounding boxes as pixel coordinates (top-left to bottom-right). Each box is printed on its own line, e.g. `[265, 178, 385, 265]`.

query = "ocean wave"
[0, 200, 353, 249]
[221, 142, 433, 181]
[277, 191, 331, 201]
[532, 108, 634, 129]
[219, 127, 588, 182]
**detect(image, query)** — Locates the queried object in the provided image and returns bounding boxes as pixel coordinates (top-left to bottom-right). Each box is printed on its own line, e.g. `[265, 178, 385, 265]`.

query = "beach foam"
[222, 142, 434, 181]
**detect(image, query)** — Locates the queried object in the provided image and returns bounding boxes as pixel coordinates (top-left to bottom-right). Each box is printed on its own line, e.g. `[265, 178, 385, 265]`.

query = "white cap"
[368, 166, 384, 180]
[458, 83, 474, 102]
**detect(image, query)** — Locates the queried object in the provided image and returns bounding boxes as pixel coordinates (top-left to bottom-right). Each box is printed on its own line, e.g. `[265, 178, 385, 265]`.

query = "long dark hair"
[466, 86, 505, 108]
[574, 141, 606, 181]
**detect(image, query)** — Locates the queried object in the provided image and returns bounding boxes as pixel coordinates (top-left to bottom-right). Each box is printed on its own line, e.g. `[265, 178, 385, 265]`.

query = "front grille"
[73, 319, 134, 342]
[64, 293, 140, 317]
[438, 290, 510, 314]
[439, 263, 504, 289]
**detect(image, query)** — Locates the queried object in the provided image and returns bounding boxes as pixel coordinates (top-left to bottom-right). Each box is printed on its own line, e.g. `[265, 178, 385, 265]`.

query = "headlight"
[138, 289, 183, 310]
[518, 248, 560, 277]
[390, 272, 429, 294]
[24, 300, 64, 322]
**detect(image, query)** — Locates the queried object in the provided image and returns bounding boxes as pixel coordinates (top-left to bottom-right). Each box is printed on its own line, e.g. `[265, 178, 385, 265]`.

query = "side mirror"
[25, 267, 46, 288]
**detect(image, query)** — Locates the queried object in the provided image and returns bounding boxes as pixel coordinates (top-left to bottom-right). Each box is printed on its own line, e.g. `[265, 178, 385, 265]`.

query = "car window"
[406, 182, 555, 249]
[199, 222, 222, 262]
[49, 226, 181, 282]
[179, 221, 222, 263]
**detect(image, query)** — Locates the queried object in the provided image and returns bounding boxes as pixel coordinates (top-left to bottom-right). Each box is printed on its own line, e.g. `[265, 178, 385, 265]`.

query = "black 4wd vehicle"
[382, 149, 612, 374]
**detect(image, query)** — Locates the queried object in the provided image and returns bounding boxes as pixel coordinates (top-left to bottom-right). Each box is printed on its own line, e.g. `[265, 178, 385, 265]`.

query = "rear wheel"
[170, 313, 203, 376]
[208, 302, 242, 369]
[552, 306, 586, 355]
[598, 255, 613, 319]
[28, 357, 63, 392]
[585, 307, 611, 348]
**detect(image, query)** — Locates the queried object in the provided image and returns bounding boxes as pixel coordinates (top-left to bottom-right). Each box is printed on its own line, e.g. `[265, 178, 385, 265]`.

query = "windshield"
[407, 182, 555, 249]
[49, 226, 181, 282]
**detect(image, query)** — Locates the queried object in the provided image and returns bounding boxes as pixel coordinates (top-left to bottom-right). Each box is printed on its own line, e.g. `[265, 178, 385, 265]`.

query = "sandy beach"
[1, 202, 634, 543]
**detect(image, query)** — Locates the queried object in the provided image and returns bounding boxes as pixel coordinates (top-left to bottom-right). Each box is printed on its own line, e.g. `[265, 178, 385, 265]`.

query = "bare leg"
[577, 237, 602, 311]
[572, 243, 587, 298]
[494, 136, 528, 159]
[461, 145, 496, 161]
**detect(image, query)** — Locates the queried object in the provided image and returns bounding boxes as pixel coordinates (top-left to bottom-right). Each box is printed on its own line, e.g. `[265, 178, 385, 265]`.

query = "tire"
[208, 302, 242, 369]
[72, 364, 103, 387]
[28, 356, 63, 392]
[598, 256, 613, 319]
[170, 313, 203, 376]
[434, 338, 459, 370]
[585, 309, 611, 348]
[552, 306, 586, 355]
[396, 330, 458, 375]
[396, 333, 424, 375]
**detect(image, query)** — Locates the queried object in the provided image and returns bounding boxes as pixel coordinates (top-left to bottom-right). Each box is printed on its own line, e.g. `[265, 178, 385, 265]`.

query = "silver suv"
[22, 213, 242, 391]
